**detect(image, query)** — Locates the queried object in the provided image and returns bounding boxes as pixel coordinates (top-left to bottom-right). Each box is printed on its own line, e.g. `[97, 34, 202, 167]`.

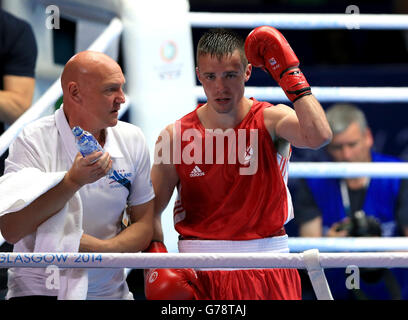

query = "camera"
[336, 210, 382, 237]
[336, 210, 385, 284]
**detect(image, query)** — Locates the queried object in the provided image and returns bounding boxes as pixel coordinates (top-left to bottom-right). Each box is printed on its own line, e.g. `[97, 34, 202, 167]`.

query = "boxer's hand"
[144, 241, 198, 300]
[245, 25, 312, 102]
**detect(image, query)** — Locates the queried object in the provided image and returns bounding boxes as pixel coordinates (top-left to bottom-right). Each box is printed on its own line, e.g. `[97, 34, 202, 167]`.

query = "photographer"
[293, 103, 408, 299]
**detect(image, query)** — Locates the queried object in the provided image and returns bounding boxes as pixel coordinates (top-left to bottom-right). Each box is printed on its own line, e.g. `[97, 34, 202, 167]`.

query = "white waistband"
[178, 235, 289, 253]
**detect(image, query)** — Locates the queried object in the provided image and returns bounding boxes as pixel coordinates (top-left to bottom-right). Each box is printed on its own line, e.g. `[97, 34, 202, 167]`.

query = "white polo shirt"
[5, 106, 155, 299]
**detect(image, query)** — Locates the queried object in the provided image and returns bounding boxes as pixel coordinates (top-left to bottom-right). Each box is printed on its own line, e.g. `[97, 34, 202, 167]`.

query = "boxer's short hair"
[197, 28, 248, 69]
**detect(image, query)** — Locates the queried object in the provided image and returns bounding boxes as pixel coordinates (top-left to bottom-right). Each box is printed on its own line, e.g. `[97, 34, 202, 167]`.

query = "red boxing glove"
[245, 25, 312, 102]
[144, 241, 198, 300]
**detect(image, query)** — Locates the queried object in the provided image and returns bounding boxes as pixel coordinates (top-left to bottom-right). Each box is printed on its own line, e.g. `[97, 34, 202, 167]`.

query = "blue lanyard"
[339, 179, 370, 217]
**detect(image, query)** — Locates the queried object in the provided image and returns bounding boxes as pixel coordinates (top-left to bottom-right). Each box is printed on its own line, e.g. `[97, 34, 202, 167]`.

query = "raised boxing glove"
[245, 25, 312, 103]
[144, 241, 198, 300]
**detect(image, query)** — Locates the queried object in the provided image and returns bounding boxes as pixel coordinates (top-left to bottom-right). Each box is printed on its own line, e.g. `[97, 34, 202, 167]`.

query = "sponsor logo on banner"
[160, 40, 177, 62]
[156, 40, 183, 80]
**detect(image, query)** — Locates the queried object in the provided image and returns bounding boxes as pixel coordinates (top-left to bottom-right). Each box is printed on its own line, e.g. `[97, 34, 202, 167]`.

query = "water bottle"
[72, 126, 113, 175]
[72, 126, 103, 159]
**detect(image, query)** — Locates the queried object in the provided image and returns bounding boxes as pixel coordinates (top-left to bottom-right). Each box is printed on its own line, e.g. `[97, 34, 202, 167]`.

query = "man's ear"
[195, 67, 202, 84]
[68, 81, 81, 103]
[245, 64, 252, 83]
[364, 127, 374, 149]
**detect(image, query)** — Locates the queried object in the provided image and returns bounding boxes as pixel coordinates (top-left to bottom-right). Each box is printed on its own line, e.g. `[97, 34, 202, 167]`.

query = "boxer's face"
[327, 122, 373, 162]
[196, 49, 251, 114]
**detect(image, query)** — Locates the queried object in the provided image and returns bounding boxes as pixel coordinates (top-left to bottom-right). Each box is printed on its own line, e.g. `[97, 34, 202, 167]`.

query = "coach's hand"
[66, 151, 112, 188]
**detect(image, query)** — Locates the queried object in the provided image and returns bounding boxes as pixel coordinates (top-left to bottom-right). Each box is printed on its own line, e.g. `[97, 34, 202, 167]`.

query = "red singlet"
[173, 98, 293, 240]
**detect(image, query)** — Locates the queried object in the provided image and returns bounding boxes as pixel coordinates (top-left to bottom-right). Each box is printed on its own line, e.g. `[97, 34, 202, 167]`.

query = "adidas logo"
[189, 165, 205, 177]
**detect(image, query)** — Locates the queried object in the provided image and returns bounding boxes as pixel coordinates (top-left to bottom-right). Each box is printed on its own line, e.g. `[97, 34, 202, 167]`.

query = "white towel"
[0, 167, 88, 300]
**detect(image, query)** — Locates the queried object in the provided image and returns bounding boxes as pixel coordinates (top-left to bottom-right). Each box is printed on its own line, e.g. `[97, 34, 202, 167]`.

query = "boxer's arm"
[291, 94, 332, 149]
[264, 96, 332, 149]
[144, 127, 198, 300]
[0, 75, 35, 124]
[150, 124, 179, 241]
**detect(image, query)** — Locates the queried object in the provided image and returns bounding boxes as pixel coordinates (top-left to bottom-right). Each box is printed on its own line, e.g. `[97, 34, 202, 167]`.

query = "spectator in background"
[295, 103, 408, 238]
[293, 103, 408, 299]
[0, 8, 37, 300]
[0, 8, 37, 174]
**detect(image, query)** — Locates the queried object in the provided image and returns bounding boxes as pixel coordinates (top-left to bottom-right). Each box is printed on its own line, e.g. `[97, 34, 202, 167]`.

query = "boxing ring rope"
[289, 162, 408, 178]
[2, 238, 408, 261]
[1, 250, 408, 300]
[289, 237, 408, 252]
[1, 251, 408, 269]
[189, 12, 408, 29]
[196, 86, 408, 103]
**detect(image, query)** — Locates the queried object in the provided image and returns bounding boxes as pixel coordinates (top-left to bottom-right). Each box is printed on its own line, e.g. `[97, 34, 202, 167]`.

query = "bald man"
[0, 51, 155, 300]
